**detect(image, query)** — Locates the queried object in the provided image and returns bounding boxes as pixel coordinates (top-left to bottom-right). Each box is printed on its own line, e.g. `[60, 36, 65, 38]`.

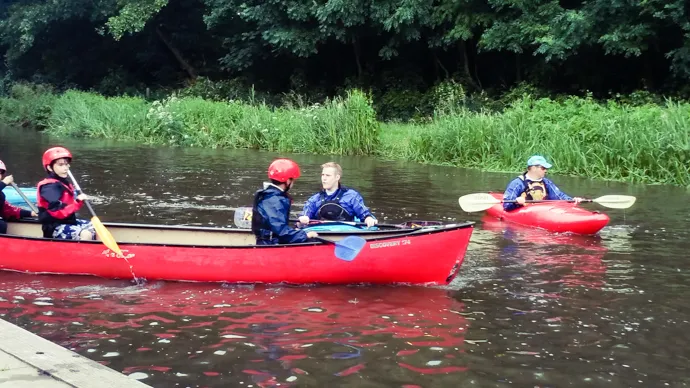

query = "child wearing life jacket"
[0, 160, 37, 234]
[36, 147, 95, 240]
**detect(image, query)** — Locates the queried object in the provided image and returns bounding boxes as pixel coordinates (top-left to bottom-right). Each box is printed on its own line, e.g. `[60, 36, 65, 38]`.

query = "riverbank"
[0, 318, 149, 387]
[1, 83, 687, 186]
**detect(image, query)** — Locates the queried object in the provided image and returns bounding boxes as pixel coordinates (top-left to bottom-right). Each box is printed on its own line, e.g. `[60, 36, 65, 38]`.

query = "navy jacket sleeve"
[263, 196, 309, 244]
[503, 178, 525, 211]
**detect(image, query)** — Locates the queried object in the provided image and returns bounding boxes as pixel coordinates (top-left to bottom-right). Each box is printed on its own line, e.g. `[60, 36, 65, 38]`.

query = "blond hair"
[321, 162, 342, 178]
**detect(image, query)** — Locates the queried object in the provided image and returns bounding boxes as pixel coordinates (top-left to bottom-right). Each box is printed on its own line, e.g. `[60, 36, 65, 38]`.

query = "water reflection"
[0, 275, 469, 387]
[2, 125, 690, 387]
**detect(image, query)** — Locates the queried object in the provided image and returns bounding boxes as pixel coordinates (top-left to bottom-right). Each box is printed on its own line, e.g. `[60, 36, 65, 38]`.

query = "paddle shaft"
[290, 218, 406, 229]
[504, 199, 591, 204]
[10, 182, 38, 214]
[66, 170, 98, 218]
[313, 236, 336, 246]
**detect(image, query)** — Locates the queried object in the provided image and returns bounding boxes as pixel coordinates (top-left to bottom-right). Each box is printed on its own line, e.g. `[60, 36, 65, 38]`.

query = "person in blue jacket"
[503, 155, 583, 211]
[298, 162, 378, 227]
[251, 158, 319, 245]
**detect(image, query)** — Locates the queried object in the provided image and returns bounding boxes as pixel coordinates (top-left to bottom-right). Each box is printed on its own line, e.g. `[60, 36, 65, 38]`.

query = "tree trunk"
[352, 37, 363, 77]
[156, 26, 197, 80]
[434, 52, 450, 79]
[516, 52, 521, 83]
[460, 40, 480, 89]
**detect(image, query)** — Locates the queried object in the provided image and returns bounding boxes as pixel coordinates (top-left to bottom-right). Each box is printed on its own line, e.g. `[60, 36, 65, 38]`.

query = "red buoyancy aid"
[36, 178, 83, 221]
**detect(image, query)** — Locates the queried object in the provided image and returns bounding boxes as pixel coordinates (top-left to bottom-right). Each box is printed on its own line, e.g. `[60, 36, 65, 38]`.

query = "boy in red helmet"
[251, 158, 318, 245]
[0, 160, 38, 234]
[36, 147, 96, 240]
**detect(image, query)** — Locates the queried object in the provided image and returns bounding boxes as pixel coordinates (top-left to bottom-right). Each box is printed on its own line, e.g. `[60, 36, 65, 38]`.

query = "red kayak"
[484, 192, 609, 235]
[0, 220, 473, 285]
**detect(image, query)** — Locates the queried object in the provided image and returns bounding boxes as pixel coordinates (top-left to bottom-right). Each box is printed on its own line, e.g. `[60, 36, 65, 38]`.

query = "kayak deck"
[484, 192, 609, 235]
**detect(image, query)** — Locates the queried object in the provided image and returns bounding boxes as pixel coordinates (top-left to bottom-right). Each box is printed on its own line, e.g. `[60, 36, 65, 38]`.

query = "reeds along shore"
[1, 83, 687, 186]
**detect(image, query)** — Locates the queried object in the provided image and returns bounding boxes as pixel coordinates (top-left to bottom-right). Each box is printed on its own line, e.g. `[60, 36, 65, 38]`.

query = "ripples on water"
[1, 127, 689, 386]
[1, 277, 472, 387]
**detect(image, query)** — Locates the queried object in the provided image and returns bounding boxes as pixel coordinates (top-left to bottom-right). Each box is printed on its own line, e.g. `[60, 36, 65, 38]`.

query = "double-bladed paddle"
[233, 206, 366, 262]
[67, 170, 124, 257]
[458, 192, 637, 213]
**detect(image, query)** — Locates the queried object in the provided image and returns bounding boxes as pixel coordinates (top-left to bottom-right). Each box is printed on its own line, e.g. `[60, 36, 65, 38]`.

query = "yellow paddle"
[458, 192, 637, 213]
[67, 170, 124, 257]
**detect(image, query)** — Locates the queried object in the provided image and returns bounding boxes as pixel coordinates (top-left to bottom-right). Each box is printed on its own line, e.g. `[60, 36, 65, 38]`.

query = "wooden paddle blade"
[592, 195, 637, 209]
[233, 207, 253, 229]
[91, 216, 123, 257]
[458, 193, 502, 212]
[333, 236, 367, 262]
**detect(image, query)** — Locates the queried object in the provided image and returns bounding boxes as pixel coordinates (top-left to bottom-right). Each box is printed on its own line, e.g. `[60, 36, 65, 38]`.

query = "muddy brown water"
[1, 126, 689, 387]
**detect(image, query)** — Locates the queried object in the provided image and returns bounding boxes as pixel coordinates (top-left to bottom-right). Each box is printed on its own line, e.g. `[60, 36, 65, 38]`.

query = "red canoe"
[0, 220, 473, 285]
[484, 192, 609, 235]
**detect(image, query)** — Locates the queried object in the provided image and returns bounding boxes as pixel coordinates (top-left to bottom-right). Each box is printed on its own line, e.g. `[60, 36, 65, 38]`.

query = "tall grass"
[380, 96, 690, 186]
[0, 83, 687, 186]
[1, 84, 379, 156]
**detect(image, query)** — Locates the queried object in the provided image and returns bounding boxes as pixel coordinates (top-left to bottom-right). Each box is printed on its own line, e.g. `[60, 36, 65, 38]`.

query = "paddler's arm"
[300, 193, 319, 220]
[543, 179, 572, 201]
[39, 183, 84, 219]
[346, 190, 377, 226]
[502, 179, 525, 211]
[265, 196, 309, 244]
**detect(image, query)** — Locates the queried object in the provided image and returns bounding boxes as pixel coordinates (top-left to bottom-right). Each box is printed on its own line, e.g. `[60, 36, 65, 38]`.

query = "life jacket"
[251, 185, 291, 244]
[316, 187, 354, 221]
[36, 178, 79, 237]
[517, 174, 547, 201]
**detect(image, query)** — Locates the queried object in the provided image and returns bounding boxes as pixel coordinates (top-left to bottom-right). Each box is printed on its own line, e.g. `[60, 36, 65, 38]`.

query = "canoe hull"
[0, 222, 473, 285]
[484, 192, 609, 235]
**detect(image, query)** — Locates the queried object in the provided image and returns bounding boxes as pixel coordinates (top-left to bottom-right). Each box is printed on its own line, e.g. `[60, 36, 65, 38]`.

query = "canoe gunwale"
[1, 219, 474, 249]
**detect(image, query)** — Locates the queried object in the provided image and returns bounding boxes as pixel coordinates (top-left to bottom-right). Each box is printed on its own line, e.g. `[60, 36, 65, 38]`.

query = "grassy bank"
[380, 97, 690, 186]
[1, 83, 688, 186]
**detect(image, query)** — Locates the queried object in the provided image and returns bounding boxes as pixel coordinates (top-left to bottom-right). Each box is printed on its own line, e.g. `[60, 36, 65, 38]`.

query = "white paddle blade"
[592, 195, 637, 209]
[233, 207, 253, 228]
[458, 193, 502, 212]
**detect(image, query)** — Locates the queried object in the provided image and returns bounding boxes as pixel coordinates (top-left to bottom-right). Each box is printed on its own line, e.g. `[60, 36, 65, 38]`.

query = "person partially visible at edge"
[36, 147, 96, 240]
[503, 155, 584, 212]
[298, 162, 378, 228]
[251, 158, 318, 245]
[0, 160, 37, 234]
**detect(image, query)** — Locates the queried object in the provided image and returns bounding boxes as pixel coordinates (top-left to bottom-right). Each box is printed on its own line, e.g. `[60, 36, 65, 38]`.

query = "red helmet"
[42, 147, 73, 170]
[0, 160, 6, 173]
[268, 159, 301, 183]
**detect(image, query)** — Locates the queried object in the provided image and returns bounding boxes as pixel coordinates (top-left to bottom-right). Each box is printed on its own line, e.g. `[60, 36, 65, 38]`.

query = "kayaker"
[503, 155, 584, 211]
[0, 160, 38, 234]
[252, 158, 318, 245]
[36, 147, 96, 240]
[298, 162, 378, 227]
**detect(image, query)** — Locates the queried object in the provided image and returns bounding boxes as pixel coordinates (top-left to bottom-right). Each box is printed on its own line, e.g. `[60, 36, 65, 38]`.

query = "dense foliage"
[0, 0, 689, 105]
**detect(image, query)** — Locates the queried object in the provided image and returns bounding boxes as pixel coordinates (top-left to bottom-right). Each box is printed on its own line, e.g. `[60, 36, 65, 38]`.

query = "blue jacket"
[252, 184, 309, 245]
[301, 186, 375, 222]
[503, 175, 572, 211]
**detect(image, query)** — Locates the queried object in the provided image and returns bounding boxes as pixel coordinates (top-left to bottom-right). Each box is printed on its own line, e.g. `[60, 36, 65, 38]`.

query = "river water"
[1, 126, 689, 387]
